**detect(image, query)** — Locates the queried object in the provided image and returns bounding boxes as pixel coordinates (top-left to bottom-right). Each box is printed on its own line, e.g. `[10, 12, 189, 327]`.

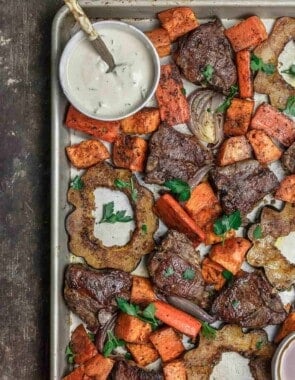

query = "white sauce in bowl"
[65, 26, 155, 119]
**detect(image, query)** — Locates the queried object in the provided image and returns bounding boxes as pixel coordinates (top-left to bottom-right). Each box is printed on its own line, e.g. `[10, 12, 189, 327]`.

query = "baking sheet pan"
[51, 1, 295, 379]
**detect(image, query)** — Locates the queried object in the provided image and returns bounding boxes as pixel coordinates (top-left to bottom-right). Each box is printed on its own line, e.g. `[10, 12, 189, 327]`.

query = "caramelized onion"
[95, 312, 118, 353]
[188, 165, 213, 188]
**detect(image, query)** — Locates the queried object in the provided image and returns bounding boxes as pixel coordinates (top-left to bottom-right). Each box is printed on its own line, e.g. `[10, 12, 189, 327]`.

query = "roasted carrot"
[275, 312, 295, 343]
[223, 98, 254, 136]
[201, 257, 226, 290]
[209, 237, 252, 275]
[62, 365, 85, 380]
[217, 136, 252, 166]
[126, 342, 159, 366]
[113, 134, 148, 172]
[236, 50, 253, 99]
[203, 226, 236, 246]
[156, 64, 190, 126]
[275, 175, 295, 203]
[163, 360, 187, 380]
[66, 139, 110, 169]
[130, 276, 157, 305]
[65, 105, 121, 143]
[247, 129, 282, 164]
[157, 7, 199, 42]
[155, 193, 205, 245]
[121, 107, 160, 135]
[250, 103, 295, 147]
[84, 354, 114, 379]
[115, 313, 152, 343]
[70, 324, 98, 365]
[153, 300, 202, 339]
[145, 28, 171, 57]
[149, 327, 185, 362]
[224, 16, 268, 52]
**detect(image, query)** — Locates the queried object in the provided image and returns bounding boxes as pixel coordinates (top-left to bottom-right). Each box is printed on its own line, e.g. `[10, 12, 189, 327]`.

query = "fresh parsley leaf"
[164, 178, 191, 202]
[282, 64, 295, 77]
[70, 175, 84, 190]
[164, 267, 174, 277]
[222, 269, 233, 281]
[116, 297, 139, 316]
[201, 322, 217, 340]
[283, 96, 295, 117]
[256, 340, 265, 350]
[142, 303, 159, 330]
[65, 344, 75, 364]
[125, 352, 132, 360]
[141, 224, 147, 234]
[114, 177, 138, 202]
[250, 54, 275, 75]
[231, 299, 240, 309]
[103, 330, 125, 357]
[202, 64, 214, 82]
[253, 225, 263, 240]
[99, 201, 133, 224]
[213, 210, 242, 242]
[215, 84, 238, 113]
[87, 332, 95, 342]
[181, 87, 187, 96]
[182, 268, 195, 280]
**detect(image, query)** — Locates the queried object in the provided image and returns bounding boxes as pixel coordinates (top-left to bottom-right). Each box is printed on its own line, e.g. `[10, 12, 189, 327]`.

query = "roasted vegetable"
[121, 107, 160, 135]
[70, 324, 98, 365]
[66, 140, 110, 169]
[201, 257, 226, 290]
[163, 360, 187, 380]
[145, 28, 171, 57]
[113, 135, 148, 172]
[217, 136, 252, 166]
[149, 326, 185, 362]
[236, 50, 253, 99]
[275, 312, 295, 343]
[275, 175, 295, 203]
[223, 98, 254, 136]
[130, 276, 157, 305]
[126, 342, 159, 366]
[247, 129, 282, 164]
[115, 313, 152, 343]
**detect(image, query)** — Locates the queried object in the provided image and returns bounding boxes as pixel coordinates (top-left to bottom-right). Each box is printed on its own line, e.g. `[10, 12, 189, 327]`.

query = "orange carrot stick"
[236, 50, 253, 99]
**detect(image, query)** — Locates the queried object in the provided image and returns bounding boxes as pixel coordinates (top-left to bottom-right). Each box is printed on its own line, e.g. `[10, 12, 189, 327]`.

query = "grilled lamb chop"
[145, 124, 212, 185]
[211, 271, 286, 328]
[64, 264, 132, 332]
[282, 142, 295, 173]
[174, 19, 237, 93]
[111, 361, 163, 380]
[148, 230, 209, 308]
[210, 159, 279, 215]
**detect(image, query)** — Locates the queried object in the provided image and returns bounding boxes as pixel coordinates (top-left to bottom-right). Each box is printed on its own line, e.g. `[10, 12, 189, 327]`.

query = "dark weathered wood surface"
[0, 1, 61, 378]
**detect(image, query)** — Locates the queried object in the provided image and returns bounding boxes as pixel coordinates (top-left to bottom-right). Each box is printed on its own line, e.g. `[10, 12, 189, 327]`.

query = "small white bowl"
[59, 20, 160, 121]
[272, 332, 295, 380]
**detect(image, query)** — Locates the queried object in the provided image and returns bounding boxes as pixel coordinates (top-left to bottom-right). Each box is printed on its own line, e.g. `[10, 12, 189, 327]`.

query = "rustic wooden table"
[0, 1, 61, 378]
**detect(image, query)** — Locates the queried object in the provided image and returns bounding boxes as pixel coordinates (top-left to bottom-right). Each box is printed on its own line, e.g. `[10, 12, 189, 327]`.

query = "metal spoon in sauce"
[64, 0, 116, 72]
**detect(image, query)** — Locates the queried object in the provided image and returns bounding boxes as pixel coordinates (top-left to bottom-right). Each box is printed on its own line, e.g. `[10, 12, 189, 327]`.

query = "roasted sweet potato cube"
[158, 7, 199, 41]
[217, 136, 252, 166]
[71, 324, 98, 365]
[145, 28, 171, 57]
[236, 50, 253, 99]
[275, 175, 295, 203]
[126, 342, 159, 367]
[163, 360, 187, 380]
[149, 327, 185, 362]
[66, 139, 110, 169]
[62, 366, 85, 380]
[113, 135, 148, 172]
[224, 98, 254, 136]
[121, 108, 160, 135]
[84, 354, 114, 380]
[201, 257, 226, 290]
[115, 313, 152, 343]
[131, 276, 157, 305]
[275, 312, 295, 343]
[247, 129, 282, 164]
[203, 224, 236, 246]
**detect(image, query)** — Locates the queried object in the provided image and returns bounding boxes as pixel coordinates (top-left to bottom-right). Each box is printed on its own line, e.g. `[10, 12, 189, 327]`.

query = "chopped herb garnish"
[201, 322, 217, 340]
[87, 332, 95, 342]
[283, 95, 295, 117]
[103, 330, 125, 357]
[114, 177, 138, 202]
[141, 224, 147, 234]
[256, 340, 265, 350]
[65, 344, 75, 364]
[282, 64, 295, 77]
[116, 297, 139, 316]
[213, 210, 242, 243]
[164, 267, 174, 277]
[251, 54, 276, 75]
[141, 303, 159, 330]
[164, 178, 191, 202]
[70, 175, 84, 190]
[181, 87, 187, 96]
[222, 269, 233, 282]
[99, 201, 133, 224]
[125, 352, 132, 360]
[253, 225, 263, 240]
[202, 64, 214, 82]
[231, 299, 240, 309]
[215, 84, 238, 113]
[182, 268, 195, 280]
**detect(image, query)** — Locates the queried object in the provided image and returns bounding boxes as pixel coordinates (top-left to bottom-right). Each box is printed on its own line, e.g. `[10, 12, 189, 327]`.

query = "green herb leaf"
[256, 340, 265, 350]
[253, 225, 263, 240]
[114, 177, 138, 202]
[164, 178, 191, 202]
[250, 54, 275, 75]
[125, 352, 132, 360]
[142, 303, 159, 330]
[231, 299, 240, 309]
[181, 87, 187, 96]
[116, 297, 139, 316]
[99, 201, 133, 224]
[182, 268, 195, 280]
[164, 267, 174, 277]
[202, 64, 214, 82]
[65, 344, 75, 364]
[213, 210, 242, 242]
[70, 175, 84, 190]
[201, 322, 217, 340]
[87, 332, 95, 342]
[103, 330, 125, 357]
[141, 224, 147, 234]
[282, 64, 295, 77]
[216, 85, 238, 113]
[283, 96, 295, 117]
[222, 270, 233, 281]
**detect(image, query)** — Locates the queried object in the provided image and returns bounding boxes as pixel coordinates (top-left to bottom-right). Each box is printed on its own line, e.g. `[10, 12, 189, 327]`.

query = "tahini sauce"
[66, 27, 154, 118]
